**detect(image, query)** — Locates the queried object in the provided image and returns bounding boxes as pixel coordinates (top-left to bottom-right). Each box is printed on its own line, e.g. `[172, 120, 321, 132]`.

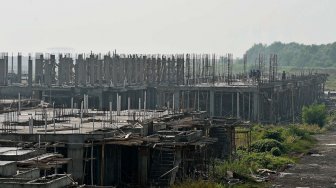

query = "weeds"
[172, 123, 325, 187]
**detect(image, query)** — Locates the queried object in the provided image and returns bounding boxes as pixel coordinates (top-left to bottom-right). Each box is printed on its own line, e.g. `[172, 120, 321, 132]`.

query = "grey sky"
[0, 0, 335, 57]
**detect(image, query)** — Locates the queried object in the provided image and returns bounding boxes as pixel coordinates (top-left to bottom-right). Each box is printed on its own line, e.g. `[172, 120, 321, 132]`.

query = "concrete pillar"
[117, 94, 121, 116]
[173, 90, 180, 112]
[209, 90, 214, 117]
[194, 91, 197, 110]
[187, 91, 190, 110]
[127, 97, 131, 116]
[253, 92, 259, 122]
[80, 101, 83, 125]
[138, 98, 141, 111]
[71, 97, 74, 114]
[99, 93, 103, 110]
[18, 93, 21, 115]
[128, 97, 131, 111]
[29, 117, 33, 134]
[86, 95, 89, 112]
[220, 93, 223, 116]
[144, 91, 147, 112]
[236, 92, 240, 118]
[67, 144, 84, 183]
[109, 101, 112, 123]
[231, 93, 234, 117]
[197, 90, 200, 111]
[248, 92, 251, 120]
[100, 143, 105, 185]
[291, 88, 295, 124]
[173, 93, 175, 111]
[84, 94, 88, 113]
[242, 92, 245, 120]
[28, 56, 33, 87]
[138, 147, 149, 186]
[17, 54, 22, 83]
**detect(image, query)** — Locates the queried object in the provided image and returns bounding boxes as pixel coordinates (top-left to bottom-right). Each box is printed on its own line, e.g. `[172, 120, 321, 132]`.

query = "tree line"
[239, 42, 336, 68]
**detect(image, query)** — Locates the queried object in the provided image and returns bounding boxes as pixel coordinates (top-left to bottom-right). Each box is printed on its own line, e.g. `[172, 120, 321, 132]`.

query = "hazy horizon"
[1, 0, 335, 57]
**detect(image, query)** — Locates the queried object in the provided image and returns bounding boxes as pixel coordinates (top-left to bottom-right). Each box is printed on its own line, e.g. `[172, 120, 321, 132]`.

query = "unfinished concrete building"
[0, 51, 328, 187]
[0, 52, 328, 123]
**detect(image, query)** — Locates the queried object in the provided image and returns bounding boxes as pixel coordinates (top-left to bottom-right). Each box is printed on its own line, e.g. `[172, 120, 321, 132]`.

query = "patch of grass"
[213, 151, 294, 180]
[281, 125, 318, 153]
[284, 138, 316, 153]
[171, 180, 223, 188]
[242, 151, 294, 170]
[213, 158, 254, 180]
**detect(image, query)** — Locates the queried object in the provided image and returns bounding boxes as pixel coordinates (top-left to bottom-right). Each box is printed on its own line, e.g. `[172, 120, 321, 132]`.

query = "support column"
[100, 143, 105, 185]
[197, 90, 200, 111]
[67, 144, 84, 183]
[71, 97, 74, 114]
[144, 91, 147, 112]
[28, 56, 33, 87]
[220, 93, 223, 116]
[138, 147, 149, 186]
[231, 93, 234, 117]
[138, 98, 141, 111]
[109, 101, 112, 123]
[117, 94, 121, 116]
[248, 92, 251, 120]
[18, 93, 21, 115]
[173, 90, 180, 112]
[209, 90, 214, 117]
[253, 92, 259, 122]
[99, 93, 103, 110]
[236, 92, 240, 119]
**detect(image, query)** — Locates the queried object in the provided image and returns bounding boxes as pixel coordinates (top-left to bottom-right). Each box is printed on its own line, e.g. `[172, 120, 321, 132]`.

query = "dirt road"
[273, 129, 336, 188]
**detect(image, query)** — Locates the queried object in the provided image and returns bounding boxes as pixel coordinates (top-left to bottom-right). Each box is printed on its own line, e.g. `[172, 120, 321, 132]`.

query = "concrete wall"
[0, 161, 17, 177]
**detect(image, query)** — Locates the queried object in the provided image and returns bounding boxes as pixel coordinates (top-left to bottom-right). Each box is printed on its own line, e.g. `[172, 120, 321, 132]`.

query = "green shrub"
[262, 129, 284, 142]
[302, 104, 327, 127]
[271, 147, 282, 156]
[242, 152, 294, 170]
[251, 139, 284, 153]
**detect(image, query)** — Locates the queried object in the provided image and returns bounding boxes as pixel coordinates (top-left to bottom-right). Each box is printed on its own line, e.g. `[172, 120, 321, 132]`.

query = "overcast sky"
[0, 0, 335, 57]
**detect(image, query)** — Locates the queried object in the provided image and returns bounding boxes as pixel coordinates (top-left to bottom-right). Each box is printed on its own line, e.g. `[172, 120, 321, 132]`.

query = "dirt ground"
[272, 129, 336, 188]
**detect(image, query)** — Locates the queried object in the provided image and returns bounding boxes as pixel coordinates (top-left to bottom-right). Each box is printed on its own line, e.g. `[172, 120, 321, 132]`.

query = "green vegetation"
[209, 124, 318, 187]
[250, 138, 284, 153]
[172, 123, 325, 188]
[302, 104, 327, 127]
[241, 42, 336, 68]
[171, 180, 222, 188]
